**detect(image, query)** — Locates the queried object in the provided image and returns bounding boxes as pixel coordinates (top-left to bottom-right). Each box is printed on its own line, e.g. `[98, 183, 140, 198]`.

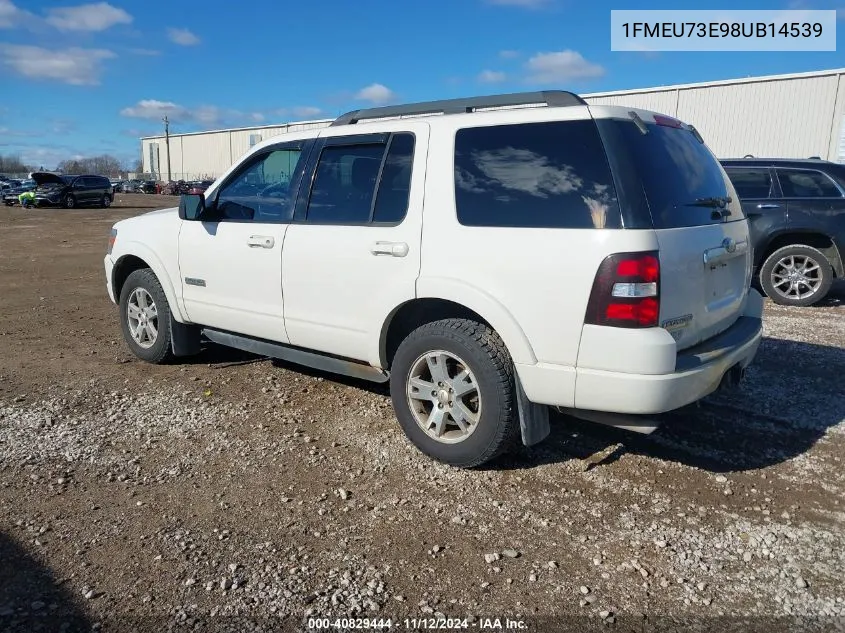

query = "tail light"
[107, 228, 117, 255]
[584, 251, 660, 328]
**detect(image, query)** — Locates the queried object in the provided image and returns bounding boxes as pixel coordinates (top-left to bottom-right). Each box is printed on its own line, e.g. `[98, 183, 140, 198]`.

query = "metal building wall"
[584, 70, 845, 161]
[141, 69, 845, 178]
[141, 119, 332, 181]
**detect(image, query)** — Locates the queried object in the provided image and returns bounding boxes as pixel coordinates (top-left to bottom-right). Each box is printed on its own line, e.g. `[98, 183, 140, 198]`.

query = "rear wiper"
[686, 196, 732, 208]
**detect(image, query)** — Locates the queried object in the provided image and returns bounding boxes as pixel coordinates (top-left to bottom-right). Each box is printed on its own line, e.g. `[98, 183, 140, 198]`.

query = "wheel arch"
[758, 231, 843, 277]
[377, 278, 537, 369]
[111, 244, 186, 322]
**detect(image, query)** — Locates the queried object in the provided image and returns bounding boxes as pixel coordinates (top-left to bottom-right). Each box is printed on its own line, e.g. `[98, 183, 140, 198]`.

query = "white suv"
[104, 90, 763, 467]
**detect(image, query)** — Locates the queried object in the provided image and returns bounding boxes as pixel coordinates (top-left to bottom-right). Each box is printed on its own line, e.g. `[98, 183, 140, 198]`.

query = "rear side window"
[596, 119, 744, 229]
[776, 169, 842, 198]
[724, 168, 773, 199]
[453, 120, 621, 229]
[372, 134, 414, 223]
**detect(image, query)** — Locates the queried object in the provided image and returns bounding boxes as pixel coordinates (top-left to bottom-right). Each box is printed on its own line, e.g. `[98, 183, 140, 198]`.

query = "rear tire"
[389, 318, 519, 468]
[64, 195, 76, 209]
[759, 244, 833, 307]
[118, 268, 174, 364]
[102, 195, 111, 208]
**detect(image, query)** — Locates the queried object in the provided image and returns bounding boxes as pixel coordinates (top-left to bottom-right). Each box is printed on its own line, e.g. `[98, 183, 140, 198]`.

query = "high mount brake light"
[654, 114, 682, 128]
[585, 252, 660, 328]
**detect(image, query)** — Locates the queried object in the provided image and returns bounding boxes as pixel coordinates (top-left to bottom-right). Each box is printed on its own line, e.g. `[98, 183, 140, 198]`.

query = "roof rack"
[330, 90, 587, 126]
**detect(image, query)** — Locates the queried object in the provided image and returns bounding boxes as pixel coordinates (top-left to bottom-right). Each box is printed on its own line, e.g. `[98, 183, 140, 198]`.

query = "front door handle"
[370, 241, 409, 257]
[756, 203, 780, 209]
[247, 235, 274, 249]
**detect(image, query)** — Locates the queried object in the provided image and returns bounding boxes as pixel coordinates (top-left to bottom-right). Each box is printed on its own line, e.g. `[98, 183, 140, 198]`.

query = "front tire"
[102, 195, 112, 208]
[759, 244, 833, 307]
[118, 269, 174, 364]
[389, 318, 519, 468]
[64, 195, 76, 209]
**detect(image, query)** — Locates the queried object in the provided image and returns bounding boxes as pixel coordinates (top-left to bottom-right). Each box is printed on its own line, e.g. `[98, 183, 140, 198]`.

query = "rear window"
[453, 120, 621, 229]
[596, 118, 744, 229]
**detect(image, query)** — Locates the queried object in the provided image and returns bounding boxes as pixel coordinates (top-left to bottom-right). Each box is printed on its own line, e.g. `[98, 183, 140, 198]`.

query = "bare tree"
[0, 154, 34, 174]
[56, 154, 123, 177]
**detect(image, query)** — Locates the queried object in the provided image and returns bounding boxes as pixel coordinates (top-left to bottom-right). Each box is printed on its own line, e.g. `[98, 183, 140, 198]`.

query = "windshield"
[598, 118, 744, 229]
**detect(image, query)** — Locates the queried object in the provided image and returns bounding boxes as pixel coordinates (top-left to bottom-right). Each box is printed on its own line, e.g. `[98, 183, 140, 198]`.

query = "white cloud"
[120, 99, 189, 121]
[120, 99, 275, 129]
[355, 83, 395, 104]
[0, 45, 115, 85]
[486, 0, 549, 7]
[0, 0, 32, 28]
[291, 106, 322, 118]
[192, 106, 222, 125]
[45, 2, 131, 31]
[524, 50, 604, 84]
[167, 27, 200, 46]
[498, 49, 521, 59]
[478, 69, 506, 83]
[0, 126, 37, 137]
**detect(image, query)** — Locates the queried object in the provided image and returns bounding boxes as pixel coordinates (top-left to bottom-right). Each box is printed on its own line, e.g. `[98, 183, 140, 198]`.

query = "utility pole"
[163, 115, 171, 182]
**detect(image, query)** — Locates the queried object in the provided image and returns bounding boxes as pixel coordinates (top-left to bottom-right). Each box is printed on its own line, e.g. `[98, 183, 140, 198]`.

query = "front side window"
[454, 120, 621, 229]
[306, 143, 386, 224]
[776, 169, 842, 198]
[724, 168, 774, 199]
[215, 147, 304, 221]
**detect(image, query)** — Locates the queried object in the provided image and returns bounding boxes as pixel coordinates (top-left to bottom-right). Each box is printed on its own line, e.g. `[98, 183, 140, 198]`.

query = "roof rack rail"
[330, 90, 587, 126]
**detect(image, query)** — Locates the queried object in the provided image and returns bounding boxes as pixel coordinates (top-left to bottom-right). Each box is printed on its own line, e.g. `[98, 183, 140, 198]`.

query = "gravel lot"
[1, 195, 844, 632]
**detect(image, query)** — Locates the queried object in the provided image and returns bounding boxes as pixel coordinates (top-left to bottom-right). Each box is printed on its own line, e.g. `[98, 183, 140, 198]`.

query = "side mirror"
[179, 193, 205, 221]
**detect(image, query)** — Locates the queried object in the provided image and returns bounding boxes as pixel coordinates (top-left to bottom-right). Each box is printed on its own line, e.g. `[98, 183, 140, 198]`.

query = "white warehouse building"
[140, 67, 845, 181]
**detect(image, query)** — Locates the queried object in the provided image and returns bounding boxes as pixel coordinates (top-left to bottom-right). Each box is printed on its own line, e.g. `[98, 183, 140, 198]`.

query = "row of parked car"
[110, 179, 157, 194]
[109, 178, 215, 196]
[2, 174, 218, 208]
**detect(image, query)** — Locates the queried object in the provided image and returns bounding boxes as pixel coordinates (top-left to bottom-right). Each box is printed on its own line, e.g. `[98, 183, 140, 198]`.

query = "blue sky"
[1, 0, 843, 170]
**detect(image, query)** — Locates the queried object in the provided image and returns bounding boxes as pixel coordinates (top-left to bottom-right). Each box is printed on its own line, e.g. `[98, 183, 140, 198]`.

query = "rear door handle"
[370, 241, 409, 257]
[247, 235, 274, 249]
[704, 238, 748, 267]
[756, 203, 780, 209]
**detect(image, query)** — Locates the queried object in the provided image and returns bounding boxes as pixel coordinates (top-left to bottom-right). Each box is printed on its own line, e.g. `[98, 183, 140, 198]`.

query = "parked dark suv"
[32, 172, 114, 209]
[720, 158, 845, 307]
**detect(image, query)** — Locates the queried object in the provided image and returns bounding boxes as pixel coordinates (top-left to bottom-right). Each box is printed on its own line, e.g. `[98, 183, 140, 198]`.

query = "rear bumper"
[517, 289, 764, 415]
[570, 314, 761, 414]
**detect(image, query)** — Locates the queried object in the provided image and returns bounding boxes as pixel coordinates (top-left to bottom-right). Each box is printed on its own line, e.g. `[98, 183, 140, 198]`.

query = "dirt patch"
[0, 204, 843, 632]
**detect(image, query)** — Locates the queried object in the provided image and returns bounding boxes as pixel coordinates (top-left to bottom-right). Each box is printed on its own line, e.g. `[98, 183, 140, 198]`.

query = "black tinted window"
[454, 120, 620, 229]
[597, 119, 744, 228]
[372, 134, 414, 224]
[777, 169, 842, 198]
[216, 147, 304, 221]
[306, 144, 386, 224]
[724, 168, 773, 199]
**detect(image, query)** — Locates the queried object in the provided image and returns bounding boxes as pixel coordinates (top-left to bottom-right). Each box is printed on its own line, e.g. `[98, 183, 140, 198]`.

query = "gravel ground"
[0, 197, 844, 632]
